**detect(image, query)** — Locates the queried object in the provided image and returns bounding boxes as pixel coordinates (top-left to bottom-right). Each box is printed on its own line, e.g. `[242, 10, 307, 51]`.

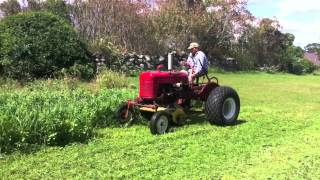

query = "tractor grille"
[140, 80, 155, 99]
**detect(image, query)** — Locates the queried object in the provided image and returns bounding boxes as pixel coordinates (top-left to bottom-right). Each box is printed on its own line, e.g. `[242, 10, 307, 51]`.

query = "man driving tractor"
[117, 42, 240, 135]
[181, 42, 209, 85]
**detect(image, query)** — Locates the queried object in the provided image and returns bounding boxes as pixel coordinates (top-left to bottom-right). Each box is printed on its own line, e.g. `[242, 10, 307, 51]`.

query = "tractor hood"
[139, 71, 188, 99]
[140, 71, 188, 80]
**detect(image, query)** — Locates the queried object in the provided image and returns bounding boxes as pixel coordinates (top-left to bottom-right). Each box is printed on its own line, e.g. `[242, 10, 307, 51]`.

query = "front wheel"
[116, 103, 134, 126]
[149, 111, 171, 135]
[205, 86, 240, 125]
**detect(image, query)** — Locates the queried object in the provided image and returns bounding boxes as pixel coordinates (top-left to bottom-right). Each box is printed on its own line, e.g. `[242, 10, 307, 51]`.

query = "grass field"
[1, 72, 320, 179]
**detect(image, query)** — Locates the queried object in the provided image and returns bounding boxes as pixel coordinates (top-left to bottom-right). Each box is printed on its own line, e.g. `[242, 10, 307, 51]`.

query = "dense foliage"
[0, 84, 136, 153]
[0, 11, 93, 80]
[0, 0, 318, 75]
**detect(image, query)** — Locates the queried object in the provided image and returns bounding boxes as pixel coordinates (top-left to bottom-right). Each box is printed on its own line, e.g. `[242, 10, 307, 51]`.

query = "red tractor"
[116, 54, 240, 134]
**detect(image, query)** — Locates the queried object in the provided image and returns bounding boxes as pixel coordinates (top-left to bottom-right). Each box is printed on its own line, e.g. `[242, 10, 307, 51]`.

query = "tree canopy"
[0, 0, 318, 77]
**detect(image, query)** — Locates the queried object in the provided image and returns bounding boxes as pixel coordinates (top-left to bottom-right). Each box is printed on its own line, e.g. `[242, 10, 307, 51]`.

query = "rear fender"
[198, 82, 219, 101]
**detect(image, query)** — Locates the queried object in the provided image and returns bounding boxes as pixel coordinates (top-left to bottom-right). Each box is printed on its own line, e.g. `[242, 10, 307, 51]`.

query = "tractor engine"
[139, 71, 188, 106]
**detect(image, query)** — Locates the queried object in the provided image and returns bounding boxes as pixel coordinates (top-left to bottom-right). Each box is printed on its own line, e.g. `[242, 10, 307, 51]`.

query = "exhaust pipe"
[168, 52, 172, 71]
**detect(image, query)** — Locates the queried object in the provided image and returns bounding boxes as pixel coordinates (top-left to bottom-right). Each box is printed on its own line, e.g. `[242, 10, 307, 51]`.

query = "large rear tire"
[205, 86, 240, 125]
[149, 111, 171, 135]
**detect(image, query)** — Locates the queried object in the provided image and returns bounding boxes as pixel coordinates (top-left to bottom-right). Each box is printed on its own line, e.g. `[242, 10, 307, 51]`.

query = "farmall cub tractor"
[116, 53, 240, 135]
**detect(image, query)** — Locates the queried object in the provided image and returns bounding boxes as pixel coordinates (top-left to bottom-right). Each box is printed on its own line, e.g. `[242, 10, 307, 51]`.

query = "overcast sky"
[248, 0, 320, 48]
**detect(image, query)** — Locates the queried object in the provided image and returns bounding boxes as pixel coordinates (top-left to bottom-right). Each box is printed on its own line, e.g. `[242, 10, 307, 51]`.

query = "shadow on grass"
[230, 119, 247, 126]
[185, 110, 207, 125]
[182, 109, 247, 127]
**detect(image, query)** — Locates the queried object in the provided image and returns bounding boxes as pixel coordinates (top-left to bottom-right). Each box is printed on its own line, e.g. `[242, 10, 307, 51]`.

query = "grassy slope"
[1, 73, 320, 179]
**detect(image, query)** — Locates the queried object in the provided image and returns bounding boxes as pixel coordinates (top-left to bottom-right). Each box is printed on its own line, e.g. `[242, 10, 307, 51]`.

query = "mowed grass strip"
[1, 73, 320, 179]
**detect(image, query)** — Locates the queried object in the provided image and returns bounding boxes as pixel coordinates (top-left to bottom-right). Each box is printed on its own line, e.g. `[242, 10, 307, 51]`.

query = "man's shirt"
[187, 51, 208, 75]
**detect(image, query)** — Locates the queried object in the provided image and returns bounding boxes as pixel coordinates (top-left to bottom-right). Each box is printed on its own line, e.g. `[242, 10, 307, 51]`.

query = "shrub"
[289, 58, 317, 75]
[234, 53, 256, 71]
[96, 69, 131, 89]
[88, 37, 123, 71]
[0, 11, 93, 80]
[54, 64, 95, 80]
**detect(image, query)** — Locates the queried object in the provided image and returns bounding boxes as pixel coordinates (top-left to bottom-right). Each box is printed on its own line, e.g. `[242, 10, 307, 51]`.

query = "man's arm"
[188, 55, 194, 67]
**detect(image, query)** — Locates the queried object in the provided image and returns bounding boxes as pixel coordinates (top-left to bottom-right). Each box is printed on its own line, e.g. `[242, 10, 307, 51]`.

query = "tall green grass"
[96, 69, 131, 89]
[0, 87, 136, 153]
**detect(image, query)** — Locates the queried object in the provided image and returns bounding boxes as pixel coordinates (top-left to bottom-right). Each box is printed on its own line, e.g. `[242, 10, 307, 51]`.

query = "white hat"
[187, 42, 200, 49]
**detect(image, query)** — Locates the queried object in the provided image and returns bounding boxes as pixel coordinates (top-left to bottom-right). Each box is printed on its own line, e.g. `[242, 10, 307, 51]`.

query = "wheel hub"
[156, 115, 168, 134]
[222, 97, 236, 120]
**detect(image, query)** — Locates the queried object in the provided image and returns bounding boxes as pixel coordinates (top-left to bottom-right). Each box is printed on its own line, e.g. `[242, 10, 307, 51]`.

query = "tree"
[42, 0, 71, 21]
[150, 0, 253, 58]
[26, 0, 42, 11]
[0, 0, 72, 22]
[0, 0, 21, 16]
[185, 0, 204, 8]
[237, 18, 292, 68]
[70, 0, 156, 54]
[199, 0, 253, 59]
[305, 43, 320, 53]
